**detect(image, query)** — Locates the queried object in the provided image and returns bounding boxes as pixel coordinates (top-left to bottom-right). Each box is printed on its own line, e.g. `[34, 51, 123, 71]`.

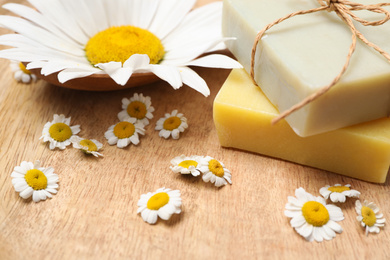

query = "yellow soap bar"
[213, 69, 390, 183]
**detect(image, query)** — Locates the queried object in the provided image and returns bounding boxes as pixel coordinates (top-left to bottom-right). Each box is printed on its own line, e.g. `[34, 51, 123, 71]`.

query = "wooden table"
[0, 0, 389, 259]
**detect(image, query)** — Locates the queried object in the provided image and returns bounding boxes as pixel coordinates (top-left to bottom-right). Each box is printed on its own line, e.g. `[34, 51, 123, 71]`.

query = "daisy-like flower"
[117, 93, 154, 126]
[11, 160, 59, 203]
[10, 60, 37, 83]
[71, 136, 103, 157]
[40, 114, 80, 150]
[198, 156, 232, 187]
[137, 187, 182, 225]
[319, 184, 360, 203]
[284, 188, 344, 242]
[155, 110, 188, 139]
[0, 0, 242, 95]
[170, 155, 202, 177]
[355, 200, 386, 236]
[104, 118, 145, 148]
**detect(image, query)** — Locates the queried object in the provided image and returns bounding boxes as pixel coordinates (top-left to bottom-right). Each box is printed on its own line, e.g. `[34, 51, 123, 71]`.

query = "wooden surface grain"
[0, 1, 389, 259]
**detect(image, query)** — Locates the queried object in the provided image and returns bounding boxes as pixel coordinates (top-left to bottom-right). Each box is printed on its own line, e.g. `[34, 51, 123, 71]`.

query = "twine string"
[250, 0, 390, 125]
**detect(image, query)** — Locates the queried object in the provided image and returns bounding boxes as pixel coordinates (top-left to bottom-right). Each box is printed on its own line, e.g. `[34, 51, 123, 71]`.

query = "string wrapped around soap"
[250, 0, 390, 125]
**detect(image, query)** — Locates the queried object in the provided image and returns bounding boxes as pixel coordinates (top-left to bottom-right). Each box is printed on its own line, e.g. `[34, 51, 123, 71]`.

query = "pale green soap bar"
[214, 69, 390, 183]
[222, 0, 390, 137]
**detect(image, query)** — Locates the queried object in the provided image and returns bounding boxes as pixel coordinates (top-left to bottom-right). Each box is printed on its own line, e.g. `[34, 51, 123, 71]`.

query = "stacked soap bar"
[222, 0, 390, 137]
[214, 69, 390, 183]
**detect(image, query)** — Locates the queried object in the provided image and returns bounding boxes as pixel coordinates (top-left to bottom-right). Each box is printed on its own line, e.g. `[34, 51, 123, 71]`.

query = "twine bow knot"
[321, 0, 338, 12]
[250, 0, 390, 125]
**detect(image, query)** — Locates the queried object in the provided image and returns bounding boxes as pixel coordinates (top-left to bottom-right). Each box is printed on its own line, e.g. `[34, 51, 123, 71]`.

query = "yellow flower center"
[163, 116, 181, 131]
[19, 62, 31, 75]
[25, 169, 47, 190]
[361, 206, 376, 227]
[208, 159, 225, 177]
[147, 192, 170, 210]
[85, 25, 165, 65]
[178, 160, 198, 169]
[127, 101, 147, 119]
[79, 139, 98, 152]
[301, 201, 330, 227]
[113, 121, 135, 139]
[49, 123, 72, 142]
[328, 186, 351, 193]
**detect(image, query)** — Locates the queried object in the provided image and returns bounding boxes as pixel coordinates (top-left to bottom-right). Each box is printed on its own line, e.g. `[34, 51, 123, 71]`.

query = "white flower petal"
[0, 16, 83, 55]
[57, 68, 99, 83]
[178, 67, 210, 97]
[97, 62, 133, 86]
[0, 34, 43, 48]
[148, 64, 183, 90]
[27, 0, 89, 44]
[184, 54, 242, 69]
[149, 0, 196, 39]
[2, 3, 80, 46]
[117, 138, 129, 148]
[125, 0, 159, 29]
[63, 0, 102, 37]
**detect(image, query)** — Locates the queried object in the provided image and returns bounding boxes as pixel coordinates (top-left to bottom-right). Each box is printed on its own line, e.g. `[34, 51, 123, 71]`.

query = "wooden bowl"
[28, 67, 160, 91]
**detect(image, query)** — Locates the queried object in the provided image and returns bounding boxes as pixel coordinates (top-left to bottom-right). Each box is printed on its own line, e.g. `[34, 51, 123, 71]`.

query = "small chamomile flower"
[137, 187, 182, 225]
[284, 188, 344, 242]
[71, 136, 103, 157]
[355, 200, 386, 236]
[11, 160, 59, 203]
[40, 114, 81, 150]
[199, 156, 232, 187]
[104, 118, 145, 148]
[118, 93, 155, 126]
[10, 61, 37, 83]
[155, 110, 188, 139]
[170, 155, 202, 176]
[319, 184, 360, 203]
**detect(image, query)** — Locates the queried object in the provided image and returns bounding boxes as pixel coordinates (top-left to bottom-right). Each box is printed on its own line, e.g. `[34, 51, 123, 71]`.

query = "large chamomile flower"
[40, 114, 80, 150]
[155, 110, 188, 139]
[0, 0, 242, 95]
[104, 118, 145, 148]
[137, 187, 182, 225]
[319, 184, 360, 203]
[71, 136, 103, 157]
[355, 200, 386, 235]
[10, 60, 37, 83]
[170, 155, 202, 176]
[11, 160, 59, 203]
[199, 156, 232, 187]
[284, 188, 344, 242]
[118, 93, 154, 126]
